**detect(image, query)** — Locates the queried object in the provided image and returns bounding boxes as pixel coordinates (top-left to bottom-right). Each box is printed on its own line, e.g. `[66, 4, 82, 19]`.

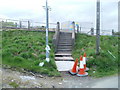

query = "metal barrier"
[0, 18, 57, 31]
[0, 18, 116, 36]
[60, 21, 115, 36]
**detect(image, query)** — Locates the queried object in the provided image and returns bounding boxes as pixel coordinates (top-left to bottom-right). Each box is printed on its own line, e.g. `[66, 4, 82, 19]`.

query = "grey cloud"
[0, 0, 118, 32]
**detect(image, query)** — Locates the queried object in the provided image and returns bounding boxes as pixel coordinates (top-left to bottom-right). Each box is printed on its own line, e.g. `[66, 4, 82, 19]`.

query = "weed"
[9, 82, 19, 88]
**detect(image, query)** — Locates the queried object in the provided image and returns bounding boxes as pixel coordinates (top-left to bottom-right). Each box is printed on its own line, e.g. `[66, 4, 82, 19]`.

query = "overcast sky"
[0, 0, 119, 31]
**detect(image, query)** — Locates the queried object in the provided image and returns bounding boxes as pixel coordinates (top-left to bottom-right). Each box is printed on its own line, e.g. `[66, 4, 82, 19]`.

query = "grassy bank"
[72, 33, 118, 77]
[2, 30, 60, 76]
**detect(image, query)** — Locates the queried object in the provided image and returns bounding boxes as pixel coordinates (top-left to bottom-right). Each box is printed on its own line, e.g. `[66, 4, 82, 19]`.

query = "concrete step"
[58, 45, 72, 48]
[56, 51, 72, 54]
[59, 38, 72, 40]
[60, 32, 72, 34]
[59, 41, 72, 42]
[55, 52, 72, 56]
[60, 33, 71, 34]
[58, 43, 72, 45]
[59, 39, 72, 40]
[57, 48, 72, 50]
[60, 35, 71, 36]
[57, 49, 72, 51]
[59, 42, 72, 43]
[55, 57, 74, 61]
[55, 61, 75, 71]
[60, 36, 72, 37]
[60, 34, 72, 36]
[60, 33, 72, 35]
[60, 34, 71, 35]
[57, 50, 72, 53]
[59, 39, 72, 41]
[60, 35, 72, 38]
[59, 38, 72, 39]
[55, 55, 72, 58]
[58, 47, 72, 50]
[60, 36, 72, 39]
[59, 41, 72, 43]
[60, 32, 72, 33]
[59, 42, 72, 44]
[58, 44, 72, 46]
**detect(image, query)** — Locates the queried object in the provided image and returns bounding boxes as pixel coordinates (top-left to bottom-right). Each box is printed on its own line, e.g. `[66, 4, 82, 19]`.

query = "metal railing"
[0, 18, 57, 32]
[53, 22, 60, 52]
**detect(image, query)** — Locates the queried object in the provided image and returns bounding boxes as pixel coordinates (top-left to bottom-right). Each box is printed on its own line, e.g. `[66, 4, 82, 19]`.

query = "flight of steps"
[55, 32, 74, 61]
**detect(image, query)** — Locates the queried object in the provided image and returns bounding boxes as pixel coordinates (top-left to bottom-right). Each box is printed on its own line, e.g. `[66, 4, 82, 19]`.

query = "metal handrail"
[53, 22, 60, 53]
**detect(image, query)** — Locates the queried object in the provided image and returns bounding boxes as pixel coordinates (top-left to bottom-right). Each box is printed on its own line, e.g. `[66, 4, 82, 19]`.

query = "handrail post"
[77, 25, 79, 33]
[55, 22, 60, 52]
[72, 21, 75, 33]
[1, 21, 3, 29]
[19, 21, 22, 29]
[28, 20, 30, 30]
[15, 23, 17, 29]
[91, 28, 94, 35]
[53, 22, 60, 53]
[112, 29, 114, 36]
[80, 27, 81, 33]
[57, 22, 60, 33]
[72, 21, 75, 48]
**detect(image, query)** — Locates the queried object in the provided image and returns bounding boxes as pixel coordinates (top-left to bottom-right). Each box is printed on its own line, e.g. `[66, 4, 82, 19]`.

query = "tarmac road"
[90, 75, 118, 88]
[1, 68, 119, 88]
[61, 72, 119, 88]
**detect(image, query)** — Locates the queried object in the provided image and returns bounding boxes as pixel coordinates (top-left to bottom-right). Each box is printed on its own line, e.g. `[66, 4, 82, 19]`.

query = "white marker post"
[45, 0, 50, 62]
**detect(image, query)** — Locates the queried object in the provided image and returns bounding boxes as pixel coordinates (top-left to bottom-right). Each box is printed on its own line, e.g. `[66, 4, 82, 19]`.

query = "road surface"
[1, 68, 119, 88]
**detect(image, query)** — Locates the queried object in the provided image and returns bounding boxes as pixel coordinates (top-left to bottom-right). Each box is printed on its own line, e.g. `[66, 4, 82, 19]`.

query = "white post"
[45, 0, 50, 62]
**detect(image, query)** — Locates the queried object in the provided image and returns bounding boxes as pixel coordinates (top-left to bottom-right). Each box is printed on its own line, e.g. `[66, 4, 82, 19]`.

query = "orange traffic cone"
[77, 56, 88, 77]
[83, 53, 89, 71]
[69, 58, 78, 75]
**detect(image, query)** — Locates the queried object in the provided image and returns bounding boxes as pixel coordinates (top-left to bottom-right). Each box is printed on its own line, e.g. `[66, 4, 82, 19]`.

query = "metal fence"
[80, 28, 113, 36]
[60, 21, 116, 36]
[0, 18, 57, 31]
[0, 18, 117, 36]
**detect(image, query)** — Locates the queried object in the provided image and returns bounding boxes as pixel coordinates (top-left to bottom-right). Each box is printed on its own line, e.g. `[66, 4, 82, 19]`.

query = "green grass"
[9, 82, 19, 88]
[72, 33, 118, 77]
[2, 30, 60, 76]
